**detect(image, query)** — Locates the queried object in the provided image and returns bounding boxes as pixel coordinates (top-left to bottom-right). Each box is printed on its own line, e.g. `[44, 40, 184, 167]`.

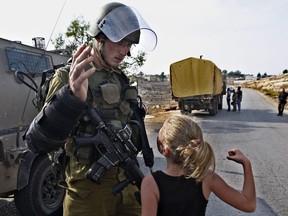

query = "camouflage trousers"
[61, 166, 141, 216]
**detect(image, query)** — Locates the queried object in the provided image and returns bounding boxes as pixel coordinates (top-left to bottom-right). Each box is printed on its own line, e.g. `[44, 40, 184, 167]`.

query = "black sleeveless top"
[152, 171, 208, 216]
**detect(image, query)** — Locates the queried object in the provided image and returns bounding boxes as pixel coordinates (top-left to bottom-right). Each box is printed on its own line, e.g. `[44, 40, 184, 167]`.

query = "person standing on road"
[24, 2, 157, 216]
[277, 88, 288, 116]
[231, 89, 237, 111]
[226, 87, 231, 111]
[141, 115, 256, 216]
[236, 86, 243, 111]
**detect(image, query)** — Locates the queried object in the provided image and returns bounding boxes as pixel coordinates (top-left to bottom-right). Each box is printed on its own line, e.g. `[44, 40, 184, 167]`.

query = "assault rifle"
[75, 108, 145, 195]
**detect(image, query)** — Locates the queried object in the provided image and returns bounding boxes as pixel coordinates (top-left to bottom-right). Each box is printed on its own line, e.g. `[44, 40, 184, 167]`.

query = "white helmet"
[88, 2, 157, 51]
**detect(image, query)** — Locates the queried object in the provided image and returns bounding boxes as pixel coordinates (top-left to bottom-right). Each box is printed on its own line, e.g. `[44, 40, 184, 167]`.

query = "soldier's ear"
[127, 51, 131, 57]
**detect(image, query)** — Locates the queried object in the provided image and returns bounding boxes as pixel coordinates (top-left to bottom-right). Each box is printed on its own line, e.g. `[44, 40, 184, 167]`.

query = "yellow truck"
[170, 57, 225, 115]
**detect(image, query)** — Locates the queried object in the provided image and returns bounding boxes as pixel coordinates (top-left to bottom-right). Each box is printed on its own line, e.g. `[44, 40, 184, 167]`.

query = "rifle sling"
[132, 106, 154, 169]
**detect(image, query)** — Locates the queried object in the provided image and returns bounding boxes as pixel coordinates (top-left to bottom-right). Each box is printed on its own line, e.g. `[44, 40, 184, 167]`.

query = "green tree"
[119, 50, 147, 75]
[227, 70, 242, 77]
[52, 16, 91, 55]
[262, 72, 267, 78]
[222, 69, 228, 80]
[52, 17, 147, 75]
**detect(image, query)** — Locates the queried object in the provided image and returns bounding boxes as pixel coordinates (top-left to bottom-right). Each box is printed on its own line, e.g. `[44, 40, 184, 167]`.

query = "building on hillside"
[144, 74, 161, 82]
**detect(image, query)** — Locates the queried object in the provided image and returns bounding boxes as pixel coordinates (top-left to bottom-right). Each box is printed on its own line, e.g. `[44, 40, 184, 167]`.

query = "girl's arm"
[141, 174, 159, 216]
[206, 149, 256, 212]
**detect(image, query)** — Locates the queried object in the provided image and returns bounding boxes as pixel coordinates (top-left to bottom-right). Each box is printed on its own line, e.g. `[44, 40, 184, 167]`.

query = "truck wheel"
[208, 108, 217, 116]
[218, 96, 223, 110]
[218, 102, 223, 110]
[14, 155, 65, 216]
[209, 101, 218, 116]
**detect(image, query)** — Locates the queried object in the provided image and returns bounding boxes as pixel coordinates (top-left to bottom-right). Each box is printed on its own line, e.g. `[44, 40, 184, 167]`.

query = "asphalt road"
[1, 88, 287, 215]
[139, 88, 287, 216]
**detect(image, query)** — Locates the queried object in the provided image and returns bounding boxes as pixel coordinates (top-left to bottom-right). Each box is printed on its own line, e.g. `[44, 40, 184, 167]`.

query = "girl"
[141, 115, 256, 216]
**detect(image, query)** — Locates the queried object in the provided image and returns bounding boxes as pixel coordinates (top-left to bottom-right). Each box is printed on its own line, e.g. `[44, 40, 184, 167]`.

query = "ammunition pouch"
[100, 83, 121, 105]
[125, 86, 138, 101]
[74, 145, 94, 165]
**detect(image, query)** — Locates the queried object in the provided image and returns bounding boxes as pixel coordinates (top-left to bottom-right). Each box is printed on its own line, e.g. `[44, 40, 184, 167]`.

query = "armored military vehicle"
[0, 37, 69, 215]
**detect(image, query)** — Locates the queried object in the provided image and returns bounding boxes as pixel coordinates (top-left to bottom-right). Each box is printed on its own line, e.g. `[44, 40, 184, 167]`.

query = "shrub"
[263, 89, 278, 97]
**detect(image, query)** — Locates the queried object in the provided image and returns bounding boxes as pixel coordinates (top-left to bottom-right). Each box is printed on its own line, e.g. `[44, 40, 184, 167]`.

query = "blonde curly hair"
[159, 115, 215, 181]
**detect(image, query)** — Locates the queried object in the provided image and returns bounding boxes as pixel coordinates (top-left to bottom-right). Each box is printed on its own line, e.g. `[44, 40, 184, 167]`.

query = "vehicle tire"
[209, 100, 218, 116]
[14, 154, 65, 216]
[218, 102, 223, 110]
[208, 108, 217, 116]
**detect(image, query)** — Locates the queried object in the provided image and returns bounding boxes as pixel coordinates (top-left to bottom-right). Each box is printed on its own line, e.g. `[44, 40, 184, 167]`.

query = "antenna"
[45, 0, 68, 50]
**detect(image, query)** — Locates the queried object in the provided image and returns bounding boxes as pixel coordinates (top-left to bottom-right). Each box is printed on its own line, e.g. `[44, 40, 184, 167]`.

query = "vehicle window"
[5, 47, 53, 74]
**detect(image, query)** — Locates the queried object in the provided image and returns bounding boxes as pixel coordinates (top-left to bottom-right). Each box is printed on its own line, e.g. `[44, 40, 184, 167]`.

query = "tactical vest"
[87, 68, 137, 129]
[45, 65, 140, 164]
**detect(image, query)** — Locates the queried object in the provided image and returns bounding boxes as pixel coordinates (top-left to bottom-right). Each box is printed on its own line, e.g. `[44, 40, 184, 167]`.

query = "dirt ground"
[138, 80, 178, 132]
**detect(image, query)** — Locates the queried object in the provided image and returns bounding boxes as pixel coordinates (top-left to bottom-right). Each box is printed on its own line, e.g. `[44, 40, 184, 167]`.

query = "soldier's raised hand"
[69, 44, 96, 101]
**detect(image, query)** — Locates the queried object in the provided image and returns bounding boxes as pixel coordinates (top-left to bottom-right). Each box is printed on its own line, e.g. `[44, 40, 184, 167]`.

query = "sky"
[1, 0, 288, 76]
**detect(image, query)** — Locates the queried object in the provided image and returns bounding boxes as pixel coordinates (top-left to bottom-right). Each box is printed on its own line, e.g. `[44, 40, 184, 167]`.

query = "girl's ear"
[157, 135, 164, 154]
[162, 146, 170, 157]
[157, 138, 169, 157]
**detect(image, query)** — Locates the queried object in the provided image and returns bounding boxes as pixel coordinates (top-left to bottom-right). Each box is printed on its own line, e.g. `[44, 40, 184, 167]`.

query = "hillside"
[138, 80, 178, 131]
[242, 73, 288, 103]
[138, 80, 177, 113]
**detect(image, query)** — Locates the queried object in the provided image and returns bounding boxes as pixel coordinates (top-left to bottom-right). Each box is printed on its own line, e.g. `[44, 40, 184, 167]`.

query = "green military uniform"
[46, 65, 141, 216]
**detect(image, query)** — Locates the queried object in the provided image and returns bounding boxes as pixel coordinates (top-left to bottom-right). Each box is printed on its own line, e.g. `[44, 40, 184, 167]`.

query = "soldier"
[231, 88, 237, 111]
[226, 87, 231, 111]
[24, 2, 157, 216]
[277, 88, 288, 116]
[236, 86, 243, 112]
